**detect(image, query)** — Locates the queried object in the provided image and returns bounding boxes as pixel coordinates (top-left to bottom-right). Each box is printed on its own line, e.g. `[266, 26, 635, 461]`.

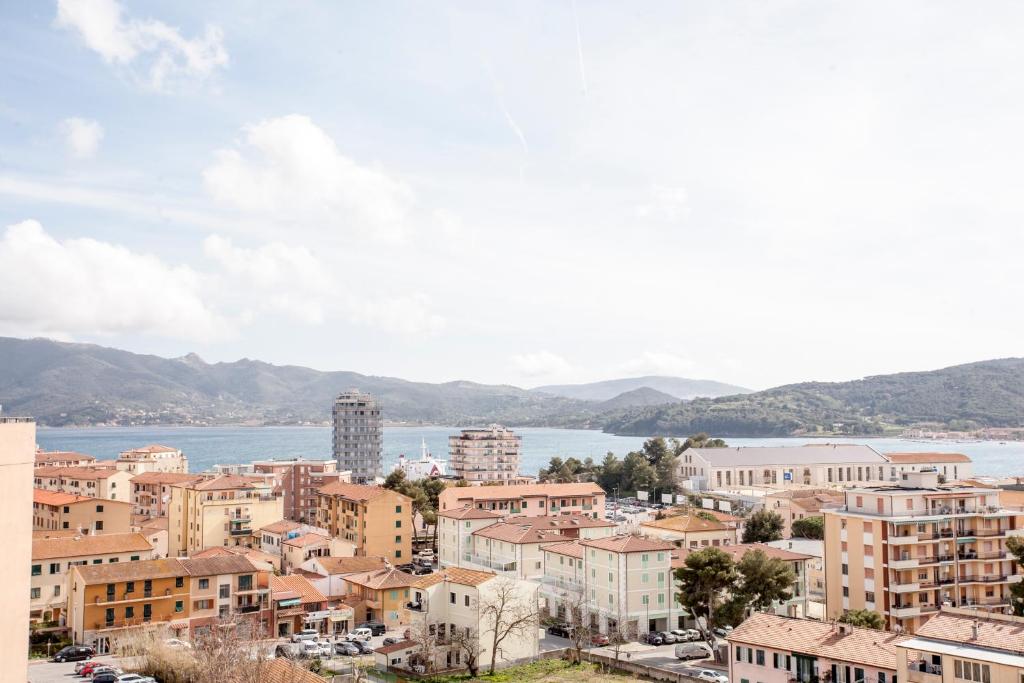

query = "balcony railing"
[468, 555, 517, 572]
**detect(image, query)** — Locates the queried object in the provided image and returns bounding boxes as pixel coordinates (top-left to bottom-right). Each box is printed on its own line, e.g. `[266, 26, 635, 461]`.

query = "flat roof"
[692, 444, 886, 467]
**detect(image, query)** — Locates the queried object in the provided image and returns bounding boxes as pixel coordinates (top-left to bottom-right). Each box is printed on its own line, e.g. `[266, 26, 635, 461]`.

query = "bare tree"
[479, 577, 540, 674]
[607, 619, 639, 666]
[559, 587, 592, 664]
[450, 625, 483, 676]
[406, 618, 440, 673]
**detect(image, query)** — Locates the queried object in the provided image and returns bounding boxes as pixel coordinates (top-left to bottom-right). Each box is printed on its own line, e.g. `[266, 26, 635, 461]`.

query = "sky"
[1, 1, 1023, 391]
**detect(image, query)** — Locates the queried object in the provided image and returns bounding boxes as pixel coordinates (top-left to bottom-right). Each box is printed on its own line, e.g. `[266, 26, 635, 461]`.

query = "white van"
[291, 629, 319, 642]
[675, 642, 713, 660]
[346, 627, 373, 642]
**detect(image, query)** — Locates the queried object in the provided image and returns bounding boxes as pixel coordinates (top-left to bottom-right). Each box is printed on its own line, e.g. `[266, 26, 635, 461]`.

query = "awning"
[278, 598, 302, 608]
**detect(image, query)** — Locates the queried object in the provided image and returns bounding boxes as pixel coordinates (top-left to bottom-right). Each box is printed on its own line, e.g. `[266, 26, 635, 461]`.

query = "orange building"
[317, 483, 412, 563]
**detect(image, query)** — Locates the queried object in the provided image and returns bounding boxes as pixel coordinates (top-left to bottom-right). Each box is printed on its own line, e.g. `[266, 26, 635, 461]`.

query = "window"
[92, 558, 102, 564]
[450, 592, 456, 604]
[125, 606, 134, 619]
[395, 535, 402, 543]
[842, 587, 849, 597]
[879, 674, 887, 683]
[219, 584, 230, 598]
[842, 564, 848, 575]
[866, 592, 875, 603]
[642, 595, 649, 605]
[773, 653, 780, 668]
[105, 608, 114, 624]
[95, 521, 104, 531]
[395, 520, 402, 528]
[756, 650, 765, 666]
[53, 585, 60, 597]
[96, 504, 104, 512]
[175, 577, 184, 588]
[199, 578, 209, 590]
[30, 587, 40, 599]
[395, 505, 402, 514]
[855, 669, 865, 683]
[143, 604, 152, 619]
[31, 564, 41, 576]
[126, 581, 135, 593]
[49, 563, 59, 574]
[175, 600, 184, 613]
[238, 575, 252, 591]
[395, 550, 402, 558]
[465, 595, 470, 607]
[130, 555, 139, 561]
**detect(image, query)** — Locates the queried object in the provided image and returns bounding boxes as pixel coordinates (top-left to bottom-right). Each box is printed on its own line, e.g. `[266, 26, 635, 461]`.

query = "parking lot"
[541, 629, 728, 679]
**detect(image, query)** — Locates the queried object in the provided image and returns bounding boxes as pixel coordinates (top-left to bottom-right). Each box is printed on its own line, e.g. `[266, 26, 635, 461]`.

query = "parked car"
[397, 564, 416, 573]
[644, 632, 664, 645]
[116, 675, 157, 683]
[92, 674, 120, 683]
[590, 633, 610, 646]
[76, 662, 92, 675]
[675, 643, 714, 660]
[291, 629, 319, 642]
[79, 662, 105, 677]
[357, 622, 387, 636]
[382, 637, 399, 646]
[712, 626, 733, 638]
[694, 670, 729, 683]
[335, 642, 361, 657]
[346, 627, 373, 642]
[317, 641, 333, 657]
[53, 645, 95, 662]
[672, 629, 702, 642]
[90, 667, 124, 680]
[300, 641, 321, 658]
[412, 565, 433, 575]
[164, 638, 192, 649]
[546, 623, 571, 638]
[351, 640, 374, 654]
[659, 631, 678, 644]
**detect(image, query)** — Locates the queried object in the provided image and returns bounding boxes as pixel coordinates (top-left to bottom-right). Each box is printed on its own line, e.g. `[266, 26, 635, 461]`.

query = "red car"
[79, 661, 106, 677]
[590, 634, 610, 646]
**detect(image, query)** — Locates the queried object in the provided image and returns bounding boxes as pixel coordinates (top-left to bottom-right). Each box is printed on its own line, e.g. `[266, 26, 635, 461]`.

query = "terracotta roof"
[471, 513, 615, 544]
[315, 556, 387, 575]
[541, 540, 585, 559]
[885, 452, 972, 464]
[292, 568, 325, 580]
[130, 472, 205, 485]
[727, 613, 907, 670]
[179, 555, 258, 576]
[790, 493, 845, 513]
[33, 488, 91, 506]
[412, 566, 496, 589]
[673, 543, 811, 566]
[283, 533, 329, 548]
[257, 657, 325, 683]
[75, 557, 186, 583]
[34, 465, 123, 480]
[140, 516, 169, 531]
[437, 505, 504, 520]
[506, 514, 615, 530]
[32, 532, 153, 560]
[913, 610, 1024, 652]
[121, 444, 179, 454]
[374, 640, 417, 655]
[190, 546, 277, 567]
[260, 520, 304, 534]
[473, 523, 565, 545]
[580, 534, 676, 553]
[270, 574, 326, 604]
[318, 482, 399, 501]
[442, 482, 604, 503]
[641, 514, 728, 533]
[191, 475, 265, 491]
[35, 450, 94, 465]
[345, 567, 418, 590]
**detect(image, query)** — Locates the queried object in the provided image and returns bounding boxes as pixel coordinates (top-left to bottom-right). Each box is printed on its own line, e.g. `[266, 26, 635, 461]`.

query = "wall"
[0, 418, 34, 683]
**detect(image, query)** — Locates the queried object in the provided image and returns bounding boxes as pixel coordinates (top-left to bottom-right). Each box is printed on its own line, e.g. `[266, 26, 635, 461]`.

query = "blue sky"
[1, 1, 1023, 390]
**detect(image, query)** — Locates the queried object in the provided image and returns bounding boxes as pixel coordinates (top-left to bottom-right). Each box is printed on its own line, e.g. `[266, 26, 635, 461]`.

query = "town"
[5, 390, 1024, 683]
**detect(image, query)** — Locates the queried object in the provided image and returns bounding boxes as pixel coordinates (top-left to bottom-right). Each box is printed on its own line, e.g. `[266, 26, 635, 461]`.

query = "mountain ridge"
[533, 375, 750, 401]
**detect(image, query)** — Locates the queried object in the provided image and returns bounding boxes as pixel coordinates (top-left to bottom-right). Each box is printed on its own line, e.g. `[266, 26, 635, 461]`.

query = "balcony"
[890, 604, 922, 618]
[406, 600, 424, 612]
[891, 582, 920, 594]
[907, 663, 942, 683]
[237, 604, 261, 614]
[890, 557, 921, 570]
[230, 528, 253, 536]
[890, 534, 919, 546]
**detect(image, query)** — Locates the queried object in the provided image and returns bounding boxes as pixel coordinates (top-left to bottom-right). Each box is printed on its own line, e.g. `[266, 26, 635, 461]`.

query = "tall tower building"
[449, 424, 521, 483]
[332, 390, 382, 483]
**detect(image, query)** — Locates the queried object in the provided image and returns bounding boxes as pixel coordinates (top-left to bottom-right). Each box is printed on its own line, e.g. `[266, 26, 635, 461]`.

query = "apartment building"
[32, 489, 133, 534]
[298, 555, 388, 602]
[2, 416, 35, 683]
[31, 532, 155, 624]
[539, 534, 680, 635]
[259, 520, 328, 562]
[191, 545, 278, 573]
[886, 453, 972, 483]
[640, 513, 738, 548]
[270, 573, 328, 638]
[333, 390, 382, 483]
[764, 490, 845, 538]
[343, 567, 418, 628]
[131, 472, 205, 518]
[728, 613, 907, 683]
[449, 425, 522, 482]
[823, 470, 1024, 633]
[180, 555, 271, 639]
[33, 466, 134, 502]
[768, 538, 826, 605]
[316, 482, 412, 563]
[250, 458, 339, 522]
[281, 533, 332, 574]
[117, 445, 187, 474]
[35, 449, 96, 468]
[438, 482, 605, 519]
[897, 608, 1024, 683]
[406, 567, 540, 673]
[437, 506, 504, 567]
[168, 475, 284, 556]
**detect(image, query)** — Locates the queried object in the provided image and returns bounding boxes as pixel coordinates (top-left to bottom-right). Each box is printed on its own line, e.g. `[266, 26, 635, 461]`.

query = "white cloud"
[203, 115, 414, 241]
[0, 220, 230, 341]
[511, 350, 573, 378]
[634, 184, 689, 222]
[618, 351, 695, 377]
[59, 117, 104, 159]
[55, 0, 228, 91]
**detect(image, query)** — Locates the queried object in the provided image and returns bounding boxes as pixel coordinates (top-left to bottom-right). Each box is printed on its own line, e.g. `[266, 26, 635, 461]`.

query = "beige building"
[32, 488, 133, 534]
[823, 470, 1024, 633]
[131, 472, 205, 518]
[137, 516, 169, 557]
[764, 490, 845, 538]
[1, 417, 35, 683]
[437, 506, 505, 567]
[168, 475, 284, 556]
[281, 533, 332, 574]
[299, 555, 388, 601]
[449, 425, 522, 482]
[316, 482, 412, 564]
[438, 482, 605, 519]
[251, 458, 339, 523]
[35, 449, 96, 468]
[640, 513, 739, 548]
[33, 466, 134, 502]
[30, 532, 155, 624]
[897, 608, 1024, 683]
[117, 444, 187, 474]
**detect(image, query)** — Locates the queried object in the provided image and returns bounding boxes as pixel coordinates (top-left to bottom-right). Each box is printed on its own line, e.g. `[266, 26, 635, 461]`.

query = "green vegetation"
[791, 516, 825, 540]
[426, 659, 630, 683]
[838, 609, 886, 630]
[741, 510, 785, 543]
[1008, 537, 1024, 616]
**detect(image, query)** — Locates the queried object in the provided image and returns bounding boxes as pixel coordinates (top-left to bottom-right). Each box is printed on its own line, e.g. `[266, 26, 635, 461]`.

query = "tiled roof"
[35, 450, 95, 465]
[473, 523, 565, 545]
[121, 444, 179, 454]
[283, 533, 329, 548]
[375, 640, 417, 655]
[580, 534, 675, 553]
[130, 472, 205, 485]
[32, 532, 153, 560]
[437, 505, 503, 520]
[34, 465, 122, 480]
[257, 657, 325, 683]
[270, 574, 326, 604]
[318, 482, 400, 501]
[315, 556, 387, 575]
[75, 558, 185, 583]
[471, 513, 614, 544]
[885, 452, 973, 464]
[33, 488, 91, 506]
[790, 493, 845, 513]
[344, 567, 418, 590]
[442, 482, 604, 502]
[140, 516, 169, 531]
[541, 540, 585, 559]
[179, 555, 257, 576]
[693, 444, 886, 466]
[674, 542, 811, 564]
[260, 520, 304, 534]
[641, 514, 728, 533]
[506, 514, 615, 530]
[727, 613, 907, 670]
[412, 566, 496, 588]
[191, 475, 264, 491]
[913, 610, 1024, 653]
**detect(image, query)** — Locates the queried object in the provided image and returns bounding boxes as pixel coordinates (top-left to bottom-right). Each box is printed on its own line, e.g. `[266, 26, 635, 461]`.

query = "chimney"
[972, 621, 979, 640]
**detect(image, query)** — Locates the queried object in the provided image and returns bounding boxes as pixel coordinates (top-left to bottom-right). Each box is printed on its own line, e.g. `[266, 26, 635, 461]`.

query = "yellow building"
[640, 513, 738, 548]
[32, 488, 133, 534]
[824, 470, 1024, 633]
[33, 466, 134, 502]
[317, 482, 412, 564]
[116, 444, 187, 474]
[1, 416, 35, 683]
[168, 475, 284, 556]
[342, 566, 417, 628]
[897, 608, 1024, 683]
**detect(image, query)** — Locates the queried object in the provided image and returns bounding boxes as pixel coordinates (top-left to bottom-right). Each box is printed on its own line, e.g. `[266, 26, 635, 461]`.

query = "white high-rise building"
[449, 425, 521, 482]
[332, 390, 382, 483]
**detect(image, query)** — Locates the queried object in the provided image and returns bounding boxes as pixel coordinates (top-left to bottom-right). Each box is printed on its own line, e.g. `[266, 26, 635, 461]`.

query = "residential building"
[640, 513, 739, 548]
[823, 470, 1024, 633]
[281, 533, 332, 574]
[33, 466, 134, 502]
[35, 449, 96, 468]
[131, 472, 205, 518]
[333, 390, 382, 483]
[449, 425, 521, 483]
[251, 458, 339, 523]
[117, 445, 187, 474]
[343, 566, 418, 628]
[727, 612, 907, 683]
[32, 489, 133, 534]
[299, 555, 388, 602]
[407, 567, 540, 673]
[764, 490, 845, 538]
[191, 545, 278, 573]
[438, 482, 605, 519]
[437, 506, 504, 567]
[316, 482, 412, 563]
[767, 538, 826, 616]
[540, 534, 681, 635]
[885, 453, 972, 483]
[31, 532, 155, 624]
[168, 475, 284, 556]
[137, 517, 169, 558]
[270, 573, 328, 638]
[896, 608, 1024, 683]
[2, 416, 35, 683]
[181, 555, 271, 639]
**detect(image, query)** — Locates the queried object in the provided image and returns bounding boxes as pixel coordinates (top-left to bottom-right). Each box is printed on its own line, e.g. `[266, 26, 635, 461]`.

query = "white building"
[393, 439, 448, 479]
[116, 445, 188, 474]
[449, 425, 521, 483]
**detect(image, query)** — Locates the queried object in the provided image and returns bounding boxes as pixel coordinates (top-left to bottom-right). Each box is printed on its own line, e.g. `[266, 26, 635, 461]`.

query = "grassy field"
[428, 659, 634, 683]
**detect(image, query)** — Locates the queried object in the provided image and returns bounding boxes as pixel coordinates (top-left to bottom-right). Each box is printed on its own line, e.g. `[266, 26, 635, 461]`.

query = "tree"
[621, 452, 657, 495]
[642, 437, 670, 466]
[734, 550, 795, 612]
[449, 625, 482, 676]
[407, 619, 440, 673]
[479, 578, 539, 673]
[742, 509, 784, 543]
[558, 587, 593, 664]
[1008, 537, 1024, 615]
[675, 547, 738, 636]
[696, 511, 718, 522]
[791, 516, 824, 540]
[596, 452, 623, 494]
[838, 609, 885, 630]
[606, 620, 639, 665]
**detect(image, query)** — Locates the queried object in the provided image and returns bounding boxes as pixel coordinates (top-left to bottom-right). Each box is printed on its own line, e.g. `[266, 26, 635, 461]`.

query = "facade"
[897, 608, 1024, 683]
[823, 470, 1024, 633]
[31, 532, 155, 624]
[332, 390, 382, 483]
[117, 445, 187, 474]
[640, 513, 739, 548]
[32, 489, 133, 534]
[35, 449, 96, 468]
[438, 482, 605, 519]
[767, 538, 826, 611]
[727, 612, 907, 683]
[137, 516, 169, 558]
[250, 458, 339, 523]
[270, 573, 328, 638]
[885, 453, 972, 483]
[131, 472, 205, 518]
[316, 482, 412, 563]
[1, 417, 35, 683]
[764, 490, 845, 538]
[281, 533, 332, 574]
[180, 555, 271, 639]
[33, 466, 134, 502]
[343, 567, 418, 628]
[449, 425, 521, 483]
[437, 506, 504, 568]
[168, 475, 284, 556]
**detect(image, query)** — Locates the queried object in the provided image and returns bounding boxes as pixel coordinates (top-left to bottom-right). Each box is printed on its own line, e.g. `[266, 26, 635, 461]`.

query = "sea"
[32, 425, 1024, 478]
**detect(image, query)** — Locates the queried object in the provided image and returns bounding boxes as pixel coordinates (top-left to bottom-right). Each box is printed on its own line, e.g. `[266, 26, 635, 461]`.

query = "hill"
[601, 358, 1024, 437]
[533, 375, 750, 401]
[596, 387, 680, 412]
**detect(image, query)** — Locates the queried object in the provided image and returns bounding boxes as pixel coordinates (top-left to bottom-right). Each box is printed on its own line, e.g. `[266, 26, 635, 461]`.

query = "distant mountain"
[533, 375, 751, 402]
[596, 387, 680, 412]
[602, 358, 1024, 437]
